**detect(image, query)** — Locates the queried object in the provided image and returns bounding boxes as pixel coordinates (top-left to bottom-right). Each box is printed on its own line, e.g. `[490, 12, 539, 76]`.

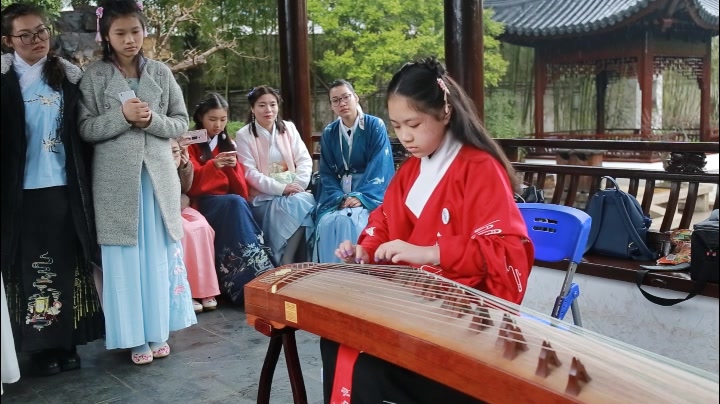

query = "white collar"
[338, 105, 366, 134]
[14, 53, 47, 92]
[208, 134, 219, 151]
[254, 121, 276, 139]
[404, 132, 462, 218]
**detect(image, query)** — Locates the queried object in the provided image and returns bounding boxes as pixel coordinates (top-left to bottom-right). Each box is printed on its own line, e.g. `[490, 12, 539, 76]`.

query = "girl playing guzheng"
[327, 57, 535, 403]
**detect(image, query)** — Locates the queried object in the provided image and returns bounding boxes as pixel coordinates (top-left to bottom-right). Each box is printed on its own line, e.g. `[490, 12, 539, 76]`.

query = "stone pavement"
[2, 304, 324, 404]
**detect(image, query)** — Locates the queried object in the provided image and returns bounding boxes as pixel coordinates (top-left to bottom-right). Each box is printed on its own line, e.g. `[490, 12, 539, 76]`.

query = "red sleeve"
[436, 157, 534, 304]
[187, 144, 230, 197]
[357, 204, 391, 264]
[223, 164, 249, 199]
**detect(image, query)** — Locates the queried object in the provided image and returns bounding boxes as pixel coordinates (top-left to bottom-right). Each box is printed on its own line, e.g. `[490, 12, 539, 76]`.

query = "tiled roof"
[486, 0, 718, 38]
[688, 0, 719, 27]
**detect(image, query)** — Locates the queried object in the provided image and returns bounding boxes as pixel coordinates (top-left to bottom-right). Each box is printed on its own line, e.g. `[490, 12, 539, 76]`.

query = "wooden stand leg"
[257, 335, 284, 404]
[256, 329, 308, 404]
[282, 332, 308, 404]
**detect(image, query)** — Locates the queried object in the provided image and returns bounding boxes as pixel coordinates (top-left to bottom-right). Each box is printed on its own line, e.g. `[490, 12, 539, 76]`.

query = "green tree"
[308, 0, 507, 95]
[1, 0, 63, 16]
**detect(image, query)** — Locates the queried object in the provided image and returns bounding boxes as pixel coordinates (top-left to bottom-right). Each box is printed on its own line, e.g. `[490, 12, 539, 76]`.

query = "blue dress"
[313, 113, 395, 262]
[102, 168, 197, 349]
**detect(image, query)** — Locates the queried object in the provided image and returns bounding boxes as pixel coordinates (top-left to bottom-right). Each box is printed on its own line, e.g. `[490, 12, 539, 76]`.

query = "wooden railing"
[523, 130, 703, 162]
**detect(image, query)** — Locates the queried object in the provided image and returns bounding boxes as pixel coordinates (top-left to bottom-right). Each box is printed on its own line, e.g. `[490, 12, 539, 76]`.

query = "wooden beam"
[665, 0, 682, 17]
[444, 0, 484, 122]
[277, 0, 313, 150]
[533, 48, 546, 137]
[699, 38, 712, 142]
[595, 71, 608, 135]
[639, 34, 653, 139]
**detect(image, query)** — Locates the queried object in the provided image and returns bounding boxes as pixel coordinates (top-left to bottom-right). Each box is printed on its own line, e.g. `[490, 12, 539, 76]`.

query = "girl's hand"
[283, 183, 305, 195]
[374, 240, 440, 266]
[180, 146, 190, 167]
[213, 152, 236, 169]
[122, 98, 151, 126]
[342, 196, 362, 208]
[335, 240, 370, 264]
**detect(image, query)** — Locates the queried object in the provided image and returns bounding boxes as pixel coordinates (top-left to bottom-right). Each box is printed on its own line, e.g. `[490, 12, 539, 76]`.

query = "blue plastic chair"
[518, 203, 592, 326]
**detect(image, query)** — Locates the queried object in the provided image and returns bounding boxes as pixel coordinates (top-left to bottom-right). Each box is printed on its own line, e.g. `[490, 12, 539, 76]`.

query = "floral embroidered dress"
[1, 54, 104, 353]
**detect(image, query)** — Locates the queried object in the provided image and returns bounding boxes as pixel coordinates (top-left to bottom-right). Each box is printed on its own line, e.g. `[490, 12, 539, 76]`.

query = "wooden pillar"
[595, 70, 608, 135]
[638, 35, 653, 139]
[533, 48, 547, 138]
[278, 0, 312, 149]
[444, 0, 484, 122]
[699, 38, 711, 142]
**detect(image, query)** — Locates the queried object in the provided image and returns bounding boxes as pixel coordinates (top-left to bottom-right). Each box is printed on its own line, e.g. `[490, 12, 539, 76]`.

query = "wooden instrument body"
[245, 264, 719, 404]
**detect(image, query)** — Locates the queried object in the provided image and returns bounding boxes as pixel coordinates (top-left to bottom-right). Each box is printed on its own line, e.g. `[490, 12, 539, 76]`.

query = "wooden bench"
[498, 139, 719, 299]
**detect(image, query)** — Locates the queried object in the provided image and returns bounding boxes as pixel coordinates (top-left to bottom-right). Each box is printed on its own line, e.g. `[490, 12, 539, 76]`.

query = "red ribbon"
[330, 345, 361, 404]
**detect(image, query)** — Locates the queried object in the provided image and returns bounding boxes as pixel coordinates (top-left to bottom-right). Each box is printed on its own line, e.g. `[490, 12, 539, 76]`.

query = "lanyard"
[338, 127, 354, 173]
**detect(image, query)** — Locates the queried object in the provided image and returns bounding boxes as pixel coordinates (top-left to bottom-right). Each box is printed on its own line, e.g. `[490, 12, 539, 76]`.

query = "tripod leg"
[570, 300, 583, 327]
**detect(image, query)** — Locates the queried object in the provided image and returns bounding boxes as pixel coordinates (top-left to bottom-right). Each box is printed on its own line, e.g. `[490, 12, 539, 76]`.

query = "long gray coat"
[78, 59, 188, 246]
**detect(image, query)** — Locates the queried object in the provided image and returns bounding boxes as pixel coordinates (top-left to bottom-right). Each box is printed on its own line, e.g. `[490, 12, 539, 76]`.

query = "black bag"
[691, 209, 719, 284]
[514, 185, 544, 203]
[585, 176, 657, 261]
[634, 210, 718, 306]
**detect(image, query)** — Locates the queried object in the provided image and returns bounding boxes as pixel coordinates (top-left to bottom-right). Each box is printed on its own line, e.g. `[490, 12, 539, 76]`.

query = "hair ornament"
[95, 7, 104, 42]
[437, 77, 450, 114]
[247, 87, 256, 98]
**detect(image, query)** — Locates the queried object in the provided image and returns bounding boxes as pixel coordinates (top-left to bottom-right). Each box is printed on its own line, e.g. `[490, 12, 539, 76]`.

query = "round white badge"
[441, 208, 450, 224]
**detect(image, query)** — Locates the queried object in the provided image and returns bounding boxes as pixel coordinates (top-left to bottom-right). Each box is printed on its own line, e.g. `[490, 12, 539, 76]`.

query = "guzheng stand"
[253, 316, 308, 404]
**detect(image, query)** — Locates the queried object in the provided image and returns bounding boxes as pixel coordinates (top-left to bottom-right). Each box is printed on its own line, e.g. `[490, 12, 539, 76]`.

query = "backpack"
[584, 176, 657, 261]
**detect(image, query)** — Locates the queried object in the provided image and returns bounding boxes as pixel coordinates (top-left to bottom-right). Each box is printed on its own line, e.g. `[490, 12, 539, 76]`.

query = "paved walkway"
[2, 305, 324, 404]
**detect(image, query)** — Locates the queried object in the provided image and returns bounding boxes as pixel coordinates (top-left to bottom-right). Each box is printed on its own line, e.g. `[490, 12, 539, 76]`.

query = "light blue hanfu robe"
[313, 109, 395, 263]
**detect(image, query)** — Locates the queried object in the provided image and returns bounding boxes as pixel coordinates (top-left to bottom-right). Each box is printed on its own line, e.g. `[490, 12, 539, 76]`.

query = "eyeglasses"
[330, 93, 353, 107]
[10, 27, 51, 45]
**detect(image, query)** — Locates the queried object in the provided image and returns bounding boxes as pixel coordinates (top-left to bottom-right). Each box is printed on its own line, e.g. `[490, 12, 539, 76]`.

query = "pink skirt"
[181, 207, 220, 299]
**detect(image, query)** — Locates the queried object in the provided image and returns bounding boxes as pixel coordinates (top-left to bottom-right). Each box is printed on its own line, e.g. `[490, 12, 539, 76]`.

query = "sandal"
[150, 342, 170, 359]
[201, 297, 217, 310]
[131, 344, 153, 365]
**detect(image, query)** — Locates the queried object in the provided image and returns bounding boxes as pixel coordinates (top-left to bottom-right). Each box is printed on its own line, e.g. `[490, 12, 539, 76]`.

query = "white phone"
[118, 90, 137, 105]
[179, 129, 208, 146]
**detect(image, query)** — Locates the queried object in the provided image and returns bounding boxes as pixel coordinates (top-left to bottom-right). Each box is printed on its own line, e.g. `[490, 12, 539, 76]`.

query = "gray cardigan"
[78, 59, 189, 245]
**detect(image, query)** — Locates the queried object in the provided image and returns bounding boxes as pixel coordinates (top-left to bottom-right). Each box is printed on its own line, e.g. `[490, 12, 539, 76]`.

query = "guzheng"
[244, 263, 719, 403]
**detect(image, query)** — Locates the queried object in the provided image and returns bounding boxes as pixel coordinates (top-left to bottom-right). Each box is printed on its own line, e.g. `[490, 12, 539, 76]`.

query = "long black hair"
[246, 85, 287, 137]
[386, 56, 518, 190]
[1, 3, 64, 91]
[96, 0, 146, 63]
[193, 92, 235, 164]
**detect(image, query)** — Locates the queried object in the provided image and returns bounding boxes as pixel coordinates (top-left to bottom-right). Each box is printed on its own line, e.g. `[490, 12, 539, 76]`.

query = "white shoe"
[192, 300, 203, 313]
[201, 297, 217, 310]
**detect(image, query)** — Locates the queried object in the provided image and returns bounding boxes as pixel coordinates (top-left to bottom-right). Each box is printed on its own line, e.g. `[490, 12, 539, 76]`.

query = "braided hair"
[386, 56, 518, 190]
[192, 92, 235, 164]
[246, 85, 287, 137]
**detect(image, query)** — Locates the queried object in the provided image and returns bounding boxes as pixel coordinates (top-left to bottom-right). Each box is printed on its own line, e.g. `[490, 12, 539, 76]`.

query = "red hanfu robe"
[358, 136, 533, 304]
[186, 143, 249, 199]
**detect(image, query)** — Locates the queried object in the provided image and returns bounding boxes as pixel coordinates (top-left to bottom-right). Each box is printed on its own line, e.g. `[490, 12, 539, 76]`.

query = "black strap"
[635, 265, 707, 306]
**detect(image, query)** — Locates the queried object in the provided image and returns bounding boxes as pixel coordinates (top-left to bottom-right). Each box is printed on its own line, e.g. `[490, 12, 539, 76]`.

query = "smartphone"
[179, 129, 208, 146]
[217, 151, 237, 158]
[118, 90, 137, 105]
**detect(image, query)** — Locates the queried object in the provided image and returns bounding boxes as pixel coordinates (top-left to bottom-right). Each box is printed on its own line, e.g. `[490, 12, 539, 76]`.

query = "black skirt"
[321, 338, 484, 404]
[2, 186, 104, 352]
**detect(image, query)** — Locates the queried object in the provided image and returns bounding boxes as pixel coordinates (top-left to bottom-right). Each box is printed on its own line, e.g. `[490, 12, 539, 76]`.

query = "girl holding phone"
[186, 93, 275, 305]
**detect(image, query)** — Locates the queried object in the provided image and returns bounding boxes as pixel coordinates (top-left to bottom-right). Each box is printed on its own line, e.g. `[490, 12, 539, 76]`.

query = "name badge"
[341, 174, 352, 194]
